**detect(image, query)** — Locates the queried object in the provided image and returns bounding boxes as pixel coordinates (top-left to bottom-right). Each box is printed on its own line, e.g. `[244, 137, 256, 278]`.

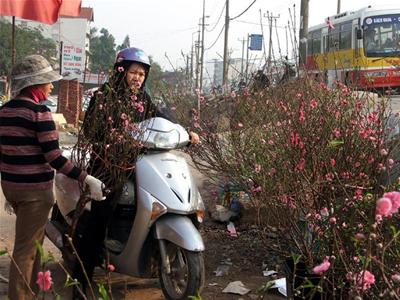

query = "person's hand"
[4, 201, 14, 215]
[84, 175, 106, 201]
[189, 131, 200, 144]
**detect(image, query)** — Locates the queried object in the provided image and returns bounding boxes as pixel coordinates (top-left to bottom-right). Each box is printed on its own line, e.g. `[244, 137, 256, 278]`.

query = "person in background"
[72, 47, 199, 298]
[252, 69, 270, 91]
[365, 29, 378, 51]
[0, 55, 105, 300]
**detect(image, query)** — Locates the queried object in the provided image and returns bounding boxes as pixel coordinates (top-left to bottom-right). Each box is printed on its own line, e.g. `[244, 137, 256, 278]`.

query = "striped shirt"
[0, 98, 87, 190]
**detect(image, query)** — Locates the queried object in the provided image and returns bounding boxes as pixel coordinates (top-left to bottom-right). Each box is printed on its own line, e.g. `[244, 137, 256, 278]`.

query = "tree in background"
[146, 56, 164, 95]
[116, 35, 130, 52]
[89, 27, 116, 74]
[0, 20, 57, 76]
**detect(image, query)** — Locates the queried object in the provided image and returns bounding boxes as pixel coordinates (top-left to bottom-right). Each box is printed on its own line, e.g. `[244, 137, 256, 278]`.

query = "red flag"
[0, 0, 81, 25]
[326, 18, 335, 29]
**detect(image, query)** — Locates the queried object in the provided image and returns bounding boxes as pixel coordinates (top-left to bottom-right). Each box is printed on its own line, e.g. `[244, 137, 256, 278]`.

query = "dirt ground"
[0, 132, 286, 300]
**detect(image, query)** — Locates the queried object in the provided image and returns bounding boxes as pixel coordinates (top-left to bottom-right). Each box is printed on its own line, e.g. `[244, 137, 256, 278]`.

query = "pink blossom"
[312, 257, 331, 275]
[380, 148, 388, 156]
[296, 158, 306, 171]
[117, 66, 124, 72]
[107, 264, 115, 272]
[98, 104, 103, 110]
[330, 158, 336, 167]
[131, 94, 137, 101]
[383, 191, 400, 214]
[355, 233, 365, 240]
[310, 99, 318, 109]
[170, 106, 176, 111]
[329, 217, 336, 224]
[254, 164, 261, 174]
[237, 122, 244, 128]
[299, 109, 305, 122]
[356, 270, 375, 291]
[391, 273, 400, 283]
[251, 186, 262, 193]
[376, 197, 392, 217]
[326, 18, 335, 29]
[120, 113, 127, 120]
[36, 270, 52, 291]
[134, 101, 144, 113]
[333, 128, 341, 138]
[320, 207, 329, 216]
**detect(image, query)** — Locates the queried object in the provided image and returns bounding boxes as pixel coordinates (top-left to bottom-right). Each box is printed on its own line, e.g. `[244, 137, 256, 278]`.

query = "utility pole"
[199, 0, 206, 92]
[190, 43, 194, 84]
[195, 27, 201, 90]
[337, 0, 341, 14]
[245, 34, 250, 82]
[264, 11, 280, 70]
[299, 0, 309, 67]
[222, 0, 229, 89]
[238, 37, 246, 79]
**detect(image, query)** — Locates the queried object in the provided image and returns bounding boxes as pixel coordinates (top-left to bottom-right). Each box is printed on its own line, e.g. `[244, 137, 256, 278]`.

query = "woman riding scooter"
[71, 47, 199, 298]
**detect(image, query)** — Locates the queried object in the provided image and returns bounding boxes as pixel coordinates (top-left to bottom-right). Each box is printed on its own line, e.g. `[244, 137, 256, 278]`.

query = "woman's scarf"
[20, 86, 47, 103]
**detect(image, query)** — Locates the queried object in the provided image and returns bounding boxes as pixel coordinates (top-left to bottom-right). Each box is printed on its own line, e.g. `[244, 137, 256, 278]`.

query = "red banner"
[0, 0, 81, 24]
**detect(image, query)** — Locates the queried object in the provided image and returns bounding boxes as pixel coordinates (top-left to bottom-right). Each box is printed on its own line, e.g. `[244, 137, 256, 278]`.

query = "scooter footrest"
[105, 239, 124, 253]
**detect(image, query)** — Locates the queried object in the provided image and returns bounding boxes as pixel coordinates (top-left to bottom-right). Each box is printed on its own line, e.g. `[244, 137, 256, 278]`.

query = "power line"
[205, 24, 225, 50]
[233, 19, 294, 30]
[206, 2, 226, 32]
[230, 0, 257, 21]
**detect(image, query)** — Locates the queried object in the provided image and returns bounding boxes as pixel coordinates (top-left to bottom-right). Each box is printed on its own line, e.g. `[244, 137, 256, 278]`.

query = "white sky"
[82, 0, 399, 70]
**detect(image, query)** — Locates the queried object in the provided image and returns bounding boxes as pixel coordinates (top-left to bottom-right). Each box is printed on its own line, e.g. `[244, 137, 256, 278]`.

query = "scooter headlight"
[153, 129, 179, 149]
[195, 191, 205, 223]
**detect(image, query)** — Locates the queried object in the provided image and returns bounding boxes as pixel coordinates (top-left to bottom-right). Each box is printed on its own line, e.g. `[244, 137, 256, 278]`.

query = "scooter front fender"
[154, 215, 205, 252]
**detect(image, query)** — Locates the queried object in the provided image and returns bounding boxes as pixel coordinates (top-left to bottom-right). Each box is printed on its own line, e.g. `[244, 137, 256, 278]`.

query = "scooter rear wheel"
[159, 243, 205, 300]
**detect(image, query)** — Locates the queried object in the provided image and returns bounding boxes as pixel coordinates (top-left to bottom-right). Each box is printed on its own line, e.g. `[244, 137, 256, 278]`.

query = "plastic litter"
[222, 281, 251, 295]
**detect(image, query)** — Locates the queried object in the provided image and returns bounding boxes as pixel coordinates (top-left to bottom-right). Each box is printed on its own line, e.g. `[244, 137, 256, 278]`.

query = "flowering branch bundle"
[73, 68, 147, 189]
[189, 78, 400, 298]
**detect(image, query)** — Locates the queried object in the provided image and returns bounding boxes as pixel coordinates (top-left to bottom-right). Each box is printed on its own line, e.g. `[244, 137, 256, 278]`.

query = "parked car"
[42, 96, 58, 113]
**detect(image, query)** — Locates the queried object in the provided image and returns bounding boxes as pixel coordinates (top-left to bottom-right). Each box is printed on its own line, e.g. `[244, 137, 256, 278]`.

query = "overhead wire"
[205, 24, 225, 50]
[206, 2, 226, 32]
[230, 0, 257, 21]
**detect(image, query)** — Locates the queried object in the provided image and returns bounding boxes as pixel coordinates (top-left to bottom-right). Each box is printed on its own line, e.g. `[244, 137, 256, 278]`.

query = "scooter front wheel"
[159, 242, 205, 300]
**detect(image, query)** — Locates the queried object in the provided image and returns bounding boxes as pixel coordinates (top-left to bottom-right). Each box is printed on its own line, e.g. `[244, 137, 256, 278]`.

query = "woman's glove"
[4, 201, 14, 215]
[84, 175, 106, 201]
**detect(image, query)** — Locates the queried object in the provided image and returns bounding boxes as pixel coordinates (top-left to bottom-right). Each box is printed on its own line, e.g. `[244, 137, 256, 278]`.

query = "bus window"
[307, 35, 313, 55]
[312, 31, 322, 54]
[307, 30, 322, 55]
[363, 14, 400, 57]
[328, 27, 340, 51]
[340, 22, 352, 49]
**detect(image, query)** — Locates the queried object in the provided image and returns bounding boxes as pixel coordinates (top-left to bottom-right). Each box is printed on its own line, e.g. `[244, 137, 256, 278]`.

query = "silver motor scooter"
[46, 117, 206, 300]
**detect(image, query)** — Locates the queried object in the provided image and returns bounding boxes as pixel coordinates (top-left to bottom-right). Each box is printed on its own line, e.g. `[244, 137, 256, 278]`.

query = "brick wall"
[58, 79, 82, 127]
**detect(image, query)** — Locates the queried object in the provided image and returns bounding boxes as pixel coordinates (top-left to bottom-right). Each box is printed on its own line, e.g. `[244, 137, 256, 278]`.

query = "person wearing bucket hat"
[0, 54, 106, 300]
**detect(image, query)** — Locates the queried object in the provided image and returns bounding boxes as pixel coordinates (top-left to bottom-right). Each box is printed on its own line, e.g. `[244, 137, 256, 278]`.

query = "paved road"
[389, 95, 400, 113]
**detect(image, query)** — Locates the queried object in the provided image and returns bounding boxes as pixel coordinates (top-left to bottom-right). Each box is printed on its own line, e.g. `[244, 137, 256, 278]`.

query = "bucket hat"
[11, 55, 62, 93]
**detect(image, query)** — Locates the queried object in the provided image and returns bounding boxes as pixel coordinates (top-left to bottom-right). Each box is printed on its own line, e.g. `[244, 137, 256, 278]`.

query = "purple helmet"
[115, 47, 151, 69]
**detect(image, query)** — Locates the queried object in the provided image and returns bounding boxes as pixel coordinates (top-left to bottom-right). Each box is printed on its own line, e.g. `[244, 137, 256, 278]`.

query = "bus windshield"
[363, 14, 400, 57]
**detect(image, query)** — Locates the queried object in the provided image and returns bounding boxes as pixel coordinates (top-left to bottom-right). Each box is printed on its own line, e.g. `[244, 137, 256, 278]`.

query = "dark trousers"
[71, 191, 116, 290]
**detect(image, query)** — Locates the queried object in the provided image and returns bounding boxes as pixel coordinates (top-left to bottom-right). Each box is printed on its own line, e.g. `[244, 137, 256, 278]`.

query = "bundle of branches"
[69, 69, 148, 231]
